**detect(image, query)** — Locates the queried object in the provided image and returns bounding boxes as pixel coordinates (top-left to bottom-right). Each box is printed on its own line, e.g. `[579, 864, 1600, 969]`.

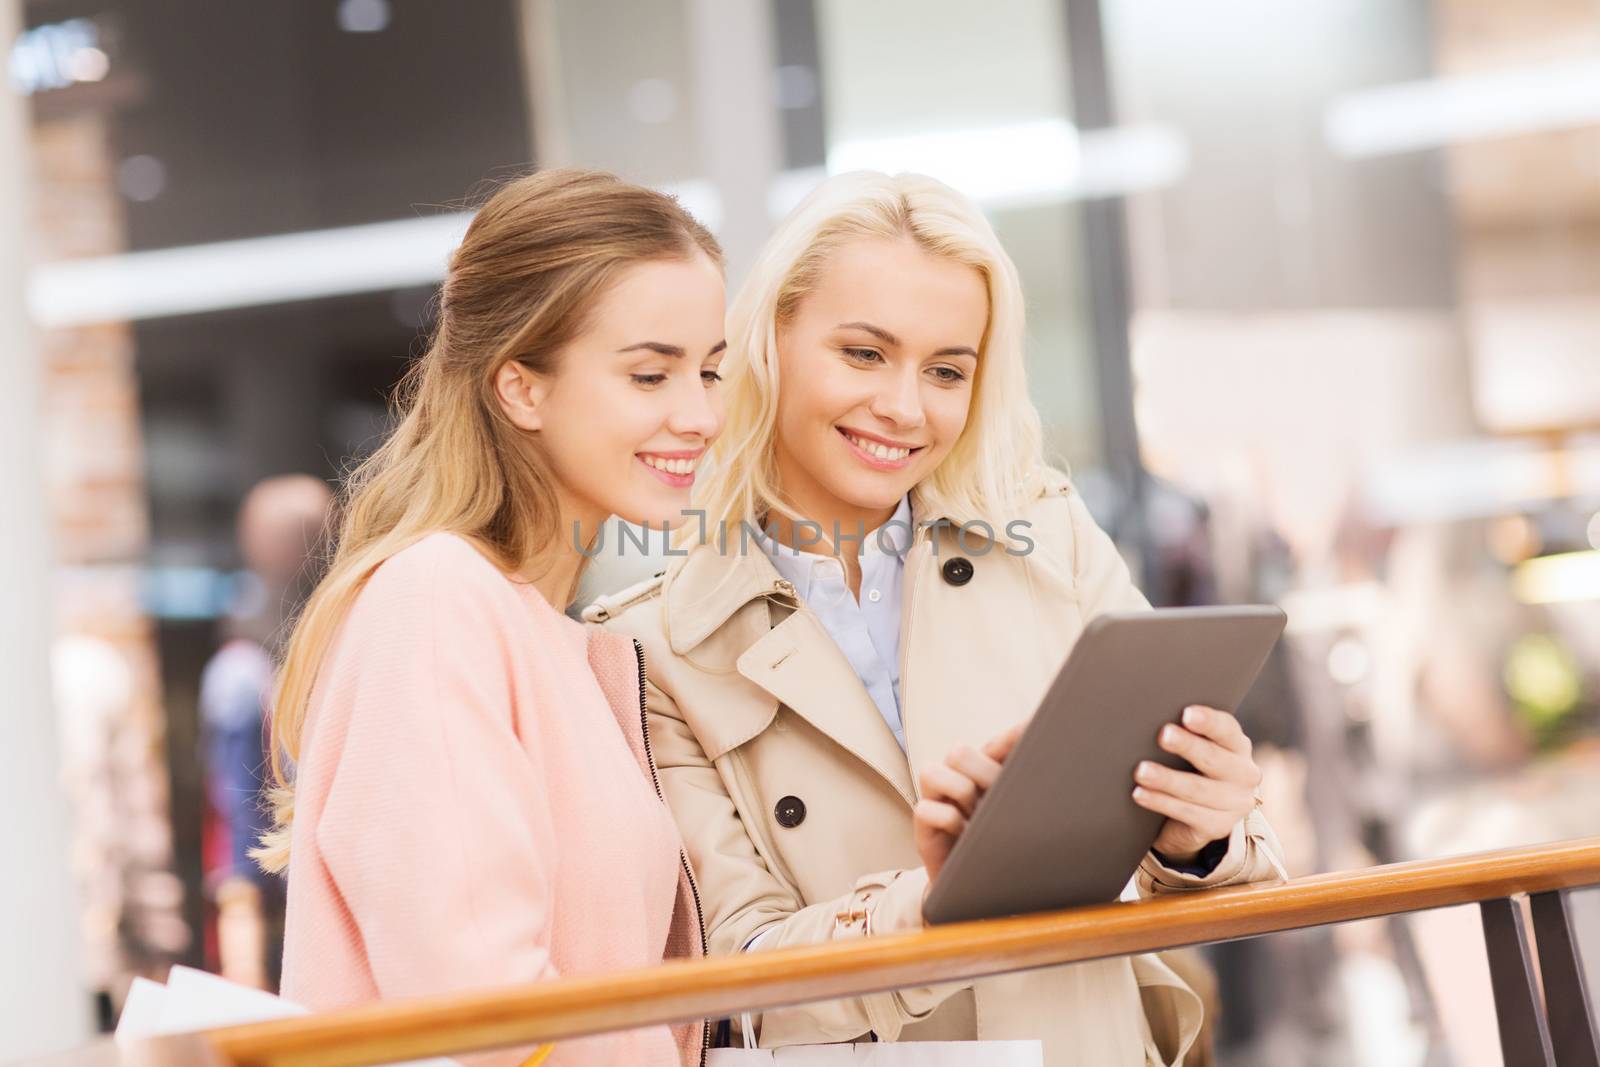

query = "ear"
[494, 360, 550, 432]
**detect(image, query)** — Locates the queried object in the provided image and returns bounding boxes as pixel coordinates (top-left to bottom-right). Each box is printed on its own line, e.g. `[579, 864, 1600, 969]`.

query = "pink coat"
[280, 533, 706, 1066]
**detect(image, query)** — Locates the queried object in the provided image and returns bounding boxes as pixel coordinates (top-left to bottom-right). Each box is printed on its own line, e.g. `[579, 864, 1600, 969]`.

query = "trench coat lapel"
[736, 604, 917, 806]
[664, 543, 916, 805]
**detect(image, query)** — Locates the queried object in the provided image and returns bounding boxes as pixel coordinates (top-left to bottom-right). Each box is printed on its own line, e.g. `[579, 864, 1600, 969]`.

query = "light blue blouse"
[756, 495, 914, 750]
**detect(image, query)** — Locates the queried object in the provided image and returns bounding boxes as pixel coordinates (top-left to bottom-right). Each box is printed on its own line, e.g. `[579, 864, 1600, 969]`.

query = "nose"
[665, 376, 722, 441]
[867, 364, 926, 430]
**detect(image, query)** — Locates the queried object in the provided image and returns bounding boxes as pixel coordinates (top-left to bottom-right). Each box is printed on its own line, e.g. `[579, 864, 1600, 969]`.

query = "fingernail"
[1132, 786, 1147, 801]
[1135, 761, 1156, 782]
[1162, 725, 1180, 744]
[1183, 707, 1205, 727]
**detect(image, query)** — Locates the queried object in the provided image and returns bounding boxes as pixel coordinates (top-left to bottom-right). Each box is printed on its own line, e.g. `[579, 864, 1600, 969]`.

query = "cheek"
[926, 387, 974, 447]
[779, 361, 840, 436]
[543, 414, 609, 475]
[610, 397, 671, 457]
[811, 362, 879, 426]
[707, 387, 728, 437]
[547, 379, 652, 469]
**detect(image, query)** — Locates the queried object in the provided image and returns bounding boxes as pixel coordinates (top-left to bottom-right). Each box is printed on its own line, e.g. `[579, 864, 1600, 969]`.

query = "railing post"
[1530, 890, 1600, 1067]
[1481, 896, 1556, 1067]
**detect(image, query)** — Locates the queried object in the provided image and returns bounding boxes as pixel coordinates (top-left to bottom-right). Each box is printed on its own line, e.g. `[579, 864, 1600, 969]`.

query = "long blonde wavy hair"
[254, 169, 720, 872]
[688, 170, 1045, 541]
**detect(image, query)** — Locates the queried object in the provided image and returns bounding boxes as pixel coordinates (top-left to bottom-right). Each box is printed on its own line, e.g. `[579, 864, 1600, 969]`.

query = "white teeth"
[845, 432, 911, 462]
[642, 455, 696, 476]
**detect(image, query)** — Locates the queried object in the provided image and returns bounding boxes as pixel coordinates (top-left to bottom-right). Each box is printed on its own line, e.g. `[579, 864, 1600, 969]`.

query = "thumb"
[982, 721, 1027, 763]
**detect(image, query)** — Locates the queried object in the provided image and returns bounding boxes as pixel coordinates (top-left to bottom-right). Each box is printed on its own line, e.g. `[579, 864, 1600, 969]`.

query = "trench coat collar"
[662, 538, 917, 804]
[663, 540, 788, 657]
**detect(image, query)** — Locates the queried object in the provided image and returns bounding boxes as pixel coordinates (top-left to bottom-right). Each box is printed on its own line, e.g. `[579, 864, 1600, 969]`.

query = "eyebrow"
[618, 340, 728, 357]
[837, 321, 900, 346]
[837, 321, 978, 360]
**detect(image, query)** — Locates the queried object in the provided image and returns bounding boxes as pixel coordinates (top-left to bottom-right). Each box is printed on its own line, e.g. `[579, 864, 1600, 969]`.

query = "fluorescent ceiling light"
[1072, 123, 1189, 199]
[1326, 59, 1600, 158]
[29, 213, 472, 327]
[826, 119, 1187, 208]
[27, 180, 721, 328]
[25, 118, 1191, 328]
[1363, 437, 1600, 525]
[1513, 550, 1600, 606]
[828, 118, 1082, 206]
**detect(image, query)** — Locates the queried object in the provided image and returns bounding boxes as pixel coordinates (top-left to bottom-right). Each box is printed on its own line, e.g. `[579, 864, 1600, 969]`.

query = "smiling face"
[772, 234, 988, 537]
[496, 251, 727, 539]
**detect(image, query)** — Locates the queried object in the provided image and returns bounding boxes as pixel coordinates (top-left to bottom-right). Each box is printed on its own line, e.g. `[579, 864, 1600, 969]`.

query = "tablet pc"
[921, 605, 1287, 925]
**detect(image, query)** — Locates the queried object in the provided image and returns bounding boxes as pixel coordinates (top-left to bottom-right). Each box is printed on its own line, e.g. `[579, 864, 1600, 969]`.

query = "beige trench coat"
[586, 470, 1286, 1066]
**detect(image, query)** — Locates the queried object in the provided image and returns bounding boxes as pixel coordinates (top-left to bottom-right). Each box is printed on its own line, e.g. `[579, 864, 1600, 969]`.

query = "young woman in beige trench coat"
[584, 171, 1287, 1067]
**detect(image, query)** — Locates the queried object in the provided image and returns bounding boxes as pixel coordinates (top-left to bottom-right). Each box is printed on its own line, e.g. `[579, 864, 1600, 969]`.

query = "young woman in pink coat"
[253, 169, 727, 1066]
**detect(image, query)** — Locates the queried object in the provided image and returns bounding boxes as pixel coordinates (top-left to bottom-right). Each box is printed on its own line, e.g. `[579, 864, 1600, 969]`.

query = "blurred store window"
[17, 0, 531, 1028]
[1104, 1, 1600, 1063]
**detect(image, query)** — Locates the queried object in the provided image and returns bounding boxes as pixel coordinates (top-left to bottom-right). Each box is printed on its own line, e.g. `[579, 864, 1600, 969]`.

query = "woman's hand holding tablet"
[913, 722, 1026, 897]
[1134, 705, 1264, 865]
[915, 606, 1287, 925]
[913, 703, 1264, 902]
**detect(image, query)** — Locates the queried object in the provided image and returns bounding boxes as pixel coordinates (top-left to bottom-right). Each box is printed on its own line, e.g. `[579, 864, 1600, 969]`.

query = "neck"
[767, 466, 898, 560]
[520, 494, 607, 609]
[519, 547, 585, 609]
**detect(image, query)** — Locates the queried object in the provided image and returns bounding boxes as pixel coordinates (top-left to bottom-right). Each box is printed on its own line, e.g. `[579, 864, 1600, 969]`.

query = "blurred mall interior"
[4, 1, 1600, 1064]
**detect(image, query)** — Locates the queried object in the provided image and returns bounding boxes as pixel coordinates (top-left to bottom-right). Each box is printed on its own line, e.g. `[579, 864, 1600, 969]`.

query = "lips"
[637, 450, 701, 488]
[638, 454, 697, 476]
[837, 427, 922, 470]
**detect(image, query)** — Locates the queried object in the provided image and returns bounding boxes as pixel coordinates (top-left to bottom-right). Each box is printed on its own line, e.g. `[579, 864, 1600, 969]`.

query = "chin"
[613, 491, 694, 532]
[829, 472, 915, 514]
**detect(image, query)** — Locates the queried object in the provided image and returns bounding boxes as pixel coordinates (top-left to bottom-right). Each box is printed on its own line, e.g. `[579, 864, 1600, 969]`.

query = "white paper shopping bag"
[113, 977, 171, 1041]
[114, 966, 306, 1041]
[709, 1039, 1043, 1065]
[114, 966, 459, 1067]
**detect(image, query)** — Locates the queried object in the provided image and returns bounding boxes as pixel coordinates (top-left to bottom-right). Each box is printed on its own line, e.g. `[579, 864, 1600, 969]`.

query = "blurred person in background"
[255, 168, 726, 1067]
[591, 171, 1286, 1067]
[199, 473, 332, 990]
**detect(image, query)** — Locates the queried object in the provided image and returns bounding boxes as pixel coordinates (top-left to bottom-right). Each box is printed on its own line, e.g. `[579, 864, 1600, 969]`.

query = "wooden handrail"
[21, 837, 1600, 1067]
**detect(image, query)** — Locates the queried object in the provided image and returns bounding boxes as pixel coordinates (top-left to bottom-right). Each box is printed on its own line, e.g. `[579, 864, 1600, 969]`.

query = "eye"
[842, 347, 884, 365]
[701, 369, 723, 386]
[631, 373, 667, 386]
[930, 365, 968, 384]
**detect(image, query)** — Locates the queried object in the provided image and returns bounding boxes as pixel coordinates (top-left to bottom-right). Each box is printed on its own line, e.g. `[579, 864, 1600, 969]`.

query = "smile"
[637, 451, 700, 487]
[838, 428, 922, 470]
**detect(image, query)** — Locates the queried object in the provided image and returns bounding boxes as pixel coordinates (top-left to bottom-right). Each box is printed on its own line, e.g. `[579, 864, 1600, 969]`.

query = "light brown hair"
[254, 169, 721, 872]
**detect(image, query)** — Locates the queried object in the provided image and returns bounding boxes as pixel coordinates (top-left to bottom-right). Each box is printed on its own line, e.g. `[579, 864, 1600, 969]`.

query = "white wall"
[0, 0, 93, 1055]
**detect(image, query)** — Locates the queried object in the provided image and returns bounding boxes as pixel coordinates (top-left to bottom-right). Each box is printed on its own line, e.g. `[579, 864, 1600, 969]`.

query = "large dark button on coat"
[774, 795, 807, 828]
[941, 556, 975, 586]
